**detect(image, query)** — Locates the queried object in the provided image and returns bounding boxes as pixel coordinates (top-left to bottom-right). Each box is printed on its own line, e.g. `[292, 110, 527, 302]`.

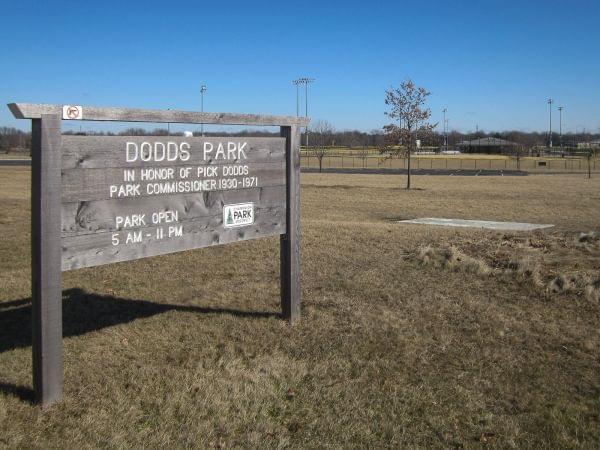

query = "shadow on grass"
[0, 288, 280, 355]
[0, 288, 279, 401]
[0, 382, 34, 403]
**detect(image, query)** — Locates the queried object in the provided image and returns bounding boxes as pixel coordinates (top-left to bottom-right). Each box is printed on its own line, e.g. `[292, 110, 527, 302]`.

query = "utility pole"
[415, 119, 419, 150]
[547, 98, 553, 149]
[442, 108, 447, 151]
[200, 84, 207, 137]
[558, 106, 563, 149]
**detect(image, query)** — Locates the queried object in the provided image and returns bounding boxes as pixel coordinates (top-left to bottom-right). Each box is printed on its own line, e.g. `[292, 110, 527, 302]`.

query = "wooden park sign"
[8, 103, 309, 406]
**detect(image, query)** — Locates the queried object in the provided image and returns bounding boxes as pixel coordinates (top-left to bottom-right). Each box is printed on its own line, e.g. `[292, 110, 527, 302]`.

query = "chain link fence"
[301, 154, 598, 173]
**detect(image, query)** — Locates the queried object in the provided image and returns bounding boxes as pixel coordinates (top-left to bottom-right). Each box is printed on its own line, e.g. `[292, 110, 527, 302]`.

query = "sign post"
[31, 114, 63, 406]
[280, 125, 301, 322]
[8, 103, 309, 406]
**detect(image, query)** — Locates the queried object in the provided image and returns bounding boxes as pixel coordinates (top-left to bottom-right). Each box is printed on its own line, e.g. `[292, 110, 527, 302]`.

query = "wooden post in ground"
[31, 114, 63, 406]
[280, 125, 301, 323]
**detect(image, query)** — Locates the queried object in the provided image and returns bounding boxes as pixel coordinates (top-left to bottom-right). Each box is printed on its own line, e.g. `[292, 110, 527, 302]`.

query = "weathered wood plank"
[61, 161, 285, 202]
[62, 136, 285, 169]
[8, 103, 310, 126]
[62, 185, 285, 236]
[31, 114, 63, 406]
[280, 125, 302, 323]
[62, 206, 285, 271]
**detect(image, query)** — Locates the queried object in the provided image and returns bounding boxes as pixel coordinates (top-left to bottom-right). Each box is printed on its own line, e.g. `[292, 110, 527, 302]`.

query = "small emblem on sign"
[62, 105, 83, 120]
[223, 203, 254, 228]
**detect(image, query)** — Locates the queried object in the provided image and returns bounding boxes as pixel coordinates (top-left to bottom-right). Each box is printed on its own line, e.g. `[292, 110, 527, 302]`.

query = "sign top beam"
[7, 103, 310, 127]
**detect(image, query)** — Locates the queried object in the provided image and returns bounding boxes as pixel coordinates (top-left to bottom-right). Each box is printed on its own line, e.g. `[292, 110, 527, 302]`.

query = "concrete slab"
[399, 218, 554, 231]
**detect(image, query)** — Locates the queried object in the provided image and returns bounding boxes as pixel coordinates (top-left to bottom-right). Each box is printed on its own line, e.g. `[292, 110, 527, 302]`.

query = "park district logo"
[223, 202, 254, 228]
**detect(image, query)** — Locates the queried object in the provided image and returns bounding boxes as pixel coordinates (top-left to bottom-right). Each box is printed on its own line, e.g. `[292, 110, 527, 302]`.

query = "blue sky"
[1, 0, 598, 133]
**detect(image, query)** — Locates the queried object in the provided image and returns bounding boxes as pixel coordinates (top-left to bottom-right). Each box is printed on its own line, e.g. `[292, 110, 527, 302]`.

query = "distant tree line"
[0, 127, 30, 151]
[304, 127, 600, 150]
[1, 125, 599, 152]
[305, 120, 600, 149]
[303, 129, 387, 148]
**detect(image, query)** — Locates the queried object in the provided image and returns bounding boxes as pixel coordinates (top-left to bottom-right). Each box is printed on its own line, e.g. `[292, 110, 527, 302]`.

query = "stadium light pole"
[200, 84, 207, 136]
[292, 79, 301, 117]
[292, 77, 315, 148]
[558, 106, 563, 149]
[303, 77, 315, 148]
[547, 98, 553, 148]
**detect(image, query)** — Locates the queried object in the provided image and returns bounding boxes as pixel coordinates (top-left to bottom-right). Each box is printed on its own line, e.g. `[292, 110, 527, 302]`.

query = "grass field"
[1, 167, 600, 447]
[0, 152, 30, 160]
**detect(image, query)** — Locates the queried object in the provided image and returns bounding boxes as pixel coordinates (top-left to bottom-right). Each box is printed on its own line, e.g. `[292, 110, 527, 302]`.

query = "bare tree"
[119, 128, 147, 136]
[383, 79, 436, 189]
[0, 127, 30, 153]
[310, 119, 334, 173]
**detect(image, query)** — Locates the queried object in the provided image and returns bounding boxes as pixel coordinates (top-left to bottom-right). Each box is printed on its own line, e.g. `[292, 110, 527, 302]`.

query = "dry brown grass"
[416, 232, 600, 302]
[1, 168, 600, 448]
